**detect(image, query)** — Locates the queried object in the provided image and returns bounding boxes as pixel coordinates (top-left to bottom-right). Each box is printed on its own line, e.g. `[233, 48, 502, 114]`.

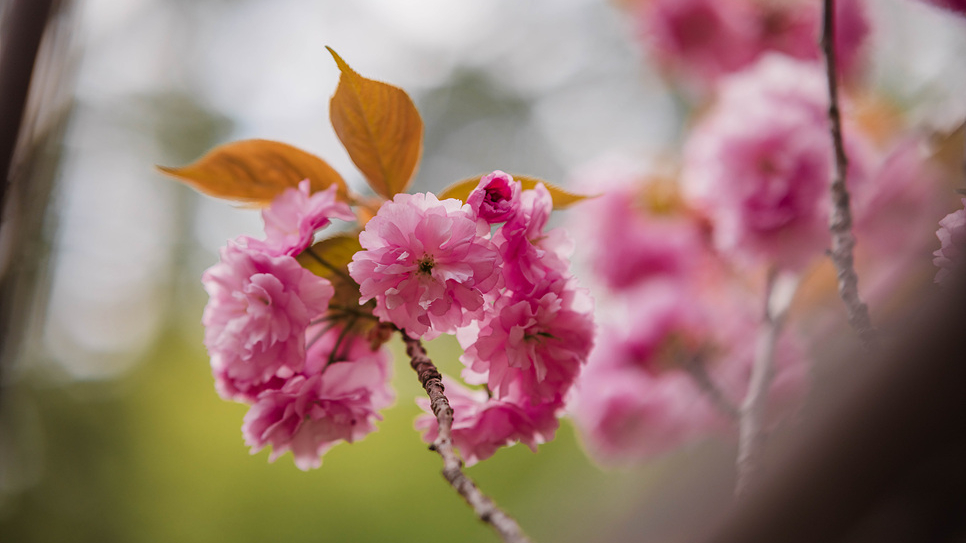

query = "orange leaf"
[158, 139, 348, 205]
[438, 173, 594, 209]
[327, 47, 423, 200]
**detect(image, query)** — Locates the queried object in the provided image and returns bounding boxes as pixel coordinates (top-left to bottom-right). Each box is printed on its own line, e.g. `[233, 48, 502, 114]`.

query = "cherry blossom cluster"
[569, 11, 956, 462]
[349, 172, 594, 465]
[201, 181, 394, 470]
[200, 173, 594, 469]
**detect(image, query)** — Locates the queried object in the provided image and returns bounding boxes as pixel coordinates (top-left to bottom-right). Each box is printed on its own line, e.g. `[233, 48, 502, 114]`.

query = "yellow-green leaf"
[327, 47, 423, 200]
[158, 139, 348, 204]
[438, 173, 593, 209]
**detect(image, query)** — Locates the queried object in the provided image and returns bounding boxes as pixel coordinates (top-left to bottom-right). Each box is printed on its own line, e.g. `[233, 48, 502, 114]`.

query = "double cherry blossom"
[201, 171, 594, 469]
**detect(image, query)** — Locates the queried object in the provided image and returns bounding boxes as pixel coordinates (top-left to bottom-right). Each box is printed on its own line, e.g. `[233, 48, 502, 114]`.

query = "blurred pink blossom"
[415, 377, 560, 466]
[641, 0, 757, 91]
[636, 0, 869, 94]
[916, 0, 966, 16]
[747, 0, 869, 80]
[682, 54, 874, 270]
[249, 181, 355, 257]
[571, 280, 807, 463]
[572, 176, 706, 290]
[242, 341, 394, 471]
[934, 198, 966, 285]
[467, 170, 521, 224]
[349, 192, 500, 339]
[202, 239, 334, 402]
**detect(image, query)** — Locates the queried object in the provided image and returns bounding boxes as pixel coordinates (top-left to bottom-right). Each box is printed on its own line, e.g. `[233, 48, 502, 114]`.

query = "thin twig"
[683, 354, 740, 422]
[821, 0, 877, 350]
[327, 305, 380, 321]
[735, 268, 786, 496]
[305, 247, 355, 284]
[400, 332, 532, 543]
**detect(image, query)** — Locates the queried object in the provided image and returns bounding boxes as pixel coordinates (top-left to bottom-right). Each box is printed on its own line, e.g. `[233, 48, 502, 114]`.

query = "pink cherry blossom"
[458, 278, 594, 402]
[934, 198, 966, 285]
[414, 376, 560, 466]
[203, 239, 334, 402]
[348, 192, 501, 339]
[493, 184, 573, 295]
[467, 170, 521, 224]
[242, 335, 394, 471]
[249, 181, 355, 257]
[682, 54, 874, 270]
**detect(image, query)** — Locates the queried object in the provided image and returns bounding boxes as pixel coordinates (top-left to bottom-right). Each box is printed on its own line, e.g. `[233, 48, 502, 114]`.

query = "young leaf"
[438, 173, 594, 209]
[327, 47, 423, 200]
[158, 139, 348, 204]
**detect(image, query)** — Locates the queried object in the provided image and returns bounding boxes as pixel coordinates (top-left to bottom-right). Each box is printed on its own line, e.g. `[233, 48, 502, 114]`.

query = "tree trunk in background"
[0, 0, 77, 394]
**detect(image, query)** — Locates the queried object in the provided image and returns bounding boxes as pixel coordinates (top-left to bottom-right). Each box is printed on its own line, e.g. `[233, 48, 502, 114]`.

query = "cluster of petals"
[682, 54, 875, 270]
[349, 192, 501, 339]
[248, 181, 355, 257]
[395, 175, 595, 462]
[242, 326, 394, 471]
[202, 238, 334, 402]
[458, 279, 595, 403]
[493, 183, 574, 294]
[572, 280, 806, 463]
[202, 183, 401, 470]
[934, 198, 966, 285]
[637, 0, 869, 94]
[414, 377, 560, 466]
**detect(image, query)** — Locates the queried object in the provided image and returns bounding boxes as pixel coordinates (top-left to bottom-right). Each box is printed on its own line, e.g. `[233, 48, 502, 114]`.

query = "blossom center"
[416, 255, 436, 275]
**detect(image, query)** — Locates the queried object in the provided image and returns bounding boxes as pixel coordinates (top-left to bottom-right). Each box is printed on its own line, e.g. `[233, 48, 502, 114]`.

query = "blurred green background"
[1, 329, 677, 543]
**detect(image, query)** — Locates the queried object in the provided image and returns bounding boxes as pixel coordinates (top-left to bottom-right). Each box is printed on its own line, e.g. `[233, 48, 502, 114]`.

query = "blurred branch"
[0, 0, 75, 403]
[736, 268, 786, 496]
[401, 332, 532, 543]
[821, 0, 877, 350]
[683, 354, 739, 423]
[0, 0, 55, 221]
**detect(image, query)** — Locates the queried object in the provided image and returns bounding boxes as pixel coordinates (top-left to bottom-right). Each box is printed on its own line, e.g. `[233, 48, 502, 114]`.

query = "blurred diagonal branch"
[402, 333, 533, 543]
